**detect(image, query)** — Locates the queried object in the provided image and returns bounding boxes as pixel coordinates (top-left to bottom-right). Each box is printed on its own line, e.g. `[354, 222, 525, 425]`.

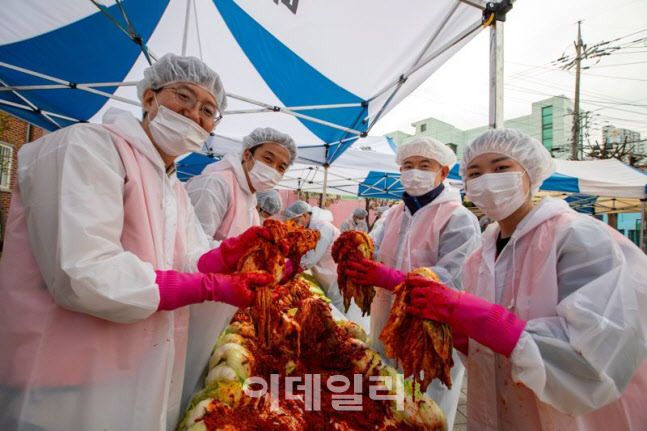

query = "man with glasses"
[0, 53, 274, 431]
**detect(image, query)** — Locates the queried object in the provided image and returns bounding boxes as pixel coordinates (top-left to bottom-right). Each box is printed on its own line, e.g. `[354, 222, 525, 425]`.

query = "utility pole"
[572, 21, 583, 160]
[556, 21, 623, 160]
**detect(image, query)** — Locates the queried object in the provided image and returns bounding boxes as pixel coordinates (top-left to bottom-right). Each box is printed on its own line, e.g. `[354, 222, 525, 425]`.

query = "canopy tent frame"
[2, 0, 510, 204]
[0, 99, 79, 123]
[363, 19, 484, 127]
[0, 59, 368, 138]
[365, 1, 462, 130]
[0, 0, 492, 152]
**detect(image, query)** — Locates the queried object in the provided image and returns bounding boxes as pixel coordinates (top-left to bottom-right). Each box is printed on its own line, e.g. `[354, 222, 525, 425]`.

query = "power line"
[588, 61, 647, 68]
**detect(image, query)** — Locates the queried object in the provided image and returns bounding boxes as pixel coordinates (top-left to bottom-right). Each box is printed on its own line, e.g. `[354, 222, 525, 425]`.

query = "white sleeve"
[184, 173, 230, 241]
[181, 187, 212, 273]
[510, 217, 647, 415]
[431, 208, 481, 290]
[19, 126, 159, 324]
[301, 224, 334, 269]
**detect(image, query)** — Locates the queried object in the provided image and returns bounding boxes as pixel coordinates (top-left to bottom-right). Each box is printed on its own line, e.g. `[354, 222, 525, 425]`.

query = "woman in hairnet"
[340, 208, 369, 232]
[345, 136, 481, 430]
[285, 200, 369, 329]
[0, 54, 274, 431]
[407, 129, 647, 430]
[256, 189, 283, 222]
[182, 128, 295, 411]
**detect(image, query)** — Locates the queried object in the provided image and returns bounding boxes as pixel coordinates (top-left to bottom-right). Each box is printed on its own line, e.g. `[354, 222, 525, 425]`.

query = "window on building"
[0, 143, 13, 191]
[541, 105, 553, 150]
[420, 124, 426, 132]
[628, 229, 639, 247]
[447, 143, 457, 154]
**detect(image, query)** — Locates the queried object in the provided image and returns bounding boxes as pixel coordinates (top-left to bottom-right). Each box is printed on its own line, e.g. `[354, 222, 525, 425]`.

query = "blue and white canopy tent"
[0, 0, 499, 197]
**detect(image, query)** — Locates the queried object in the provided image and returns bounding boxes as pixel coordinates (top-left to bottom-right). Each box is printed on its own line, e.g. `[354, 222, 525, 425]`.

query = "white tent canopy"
[1, 0, 489, 166]
[548, 158, 647, 199]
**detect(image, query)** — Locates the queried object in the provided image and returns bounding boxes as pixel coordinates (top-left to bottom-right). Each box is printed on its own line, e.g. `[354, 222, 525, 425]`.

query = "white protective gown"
[341, 216, 368, 233]
[371, 185, 481, 430]
[0, 108, 210, 431]
[463, 197, 647, 431]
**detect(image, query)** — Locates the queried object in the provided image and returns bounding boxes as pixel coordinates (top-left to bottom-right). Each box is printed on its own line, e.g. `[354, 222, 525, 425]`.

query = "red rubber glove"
[406, 276, 526, 357]
[156, 270, 274, 311]
[198, 226, 274, 274]
[345, 258, 405, 291]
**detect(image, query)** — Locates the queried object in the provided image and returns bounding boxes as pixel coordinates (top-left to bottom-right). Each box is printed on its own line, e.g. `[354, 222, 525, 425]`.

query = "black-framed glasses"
[159, 85, 223, 125]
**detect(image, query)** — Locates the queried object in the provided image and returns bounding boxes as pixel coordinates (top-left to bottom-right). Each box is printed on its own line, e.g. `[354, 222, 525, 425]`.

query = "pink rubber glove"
[345, 258, 405, 291]
[406, 277, 526, 357]
[198, 226, 274, 274]
[156, 270, 274, 311]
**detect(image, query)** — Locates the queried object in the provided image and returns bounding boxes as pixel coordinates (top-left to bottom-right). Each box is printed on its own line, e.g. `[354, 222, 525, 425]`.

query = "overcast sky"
[371, 0, 647, 144]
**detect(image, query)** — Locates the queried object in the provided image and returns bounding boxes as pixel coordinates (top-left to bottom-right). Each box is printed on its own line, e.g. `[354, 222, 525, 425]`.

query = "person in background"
[345, 137, 481, 430]
[0, 53, 273, 431]
[369, 205, 390, 239]
[256, 189, 283, 222]
[408, 129, 647, 431]
[182, 127, 296, 412]
[284, 200, 369, 329]
[341, 208, 368, 232]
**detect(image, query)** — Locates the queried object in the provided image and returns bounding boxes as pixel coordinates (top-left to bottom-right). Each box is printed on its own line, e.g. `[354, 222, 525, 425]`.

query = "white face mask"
[400, 169, 438, 197]
[466, 172, 528, 221]
[247, 157, 282, 192]
[148, 99, 210, 157]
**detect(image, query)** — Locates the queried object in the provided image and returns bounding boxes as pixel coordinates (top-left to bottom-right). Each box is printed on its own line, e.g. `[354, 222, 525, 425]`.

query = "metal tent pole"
[322, 164, 329, 207]
[182, 0, 192, 56]
[489, 19, 504, 128]
[484, 1, 512, 129]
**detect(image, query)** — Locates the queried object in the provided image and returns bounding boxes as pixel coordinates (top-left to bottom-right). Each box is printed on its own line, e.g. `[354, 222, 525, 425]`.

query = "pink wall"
[276, 190, 390, 230]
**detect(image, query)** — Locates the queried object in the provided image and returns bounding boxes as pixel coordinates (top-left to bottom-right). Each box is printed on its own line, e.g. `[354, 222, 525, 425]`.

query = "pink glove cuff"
[385, 269, 406, 291]
[451, 293, 526, 357]
[156, 270, 210, 311]
[197, 247, 228, 274]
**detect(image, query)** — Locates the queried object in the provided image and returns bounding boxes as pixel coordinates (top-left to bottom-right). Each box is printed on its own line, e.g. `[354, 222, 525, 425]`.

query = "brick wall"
[0, 112, 46, 244]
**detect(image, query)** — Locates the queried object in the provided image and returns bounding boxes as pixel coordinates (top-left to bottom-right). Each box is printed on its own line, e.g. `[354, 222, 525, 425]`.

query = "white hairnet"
[256, 190, 282, 216]
[137, 53, 227, 110]
[285, 200, 312, 219]
[460, 129, 556, 195]
[396, 136, 457, 168]
[353, 208, 368, 218]
[242, 127, 297, 165]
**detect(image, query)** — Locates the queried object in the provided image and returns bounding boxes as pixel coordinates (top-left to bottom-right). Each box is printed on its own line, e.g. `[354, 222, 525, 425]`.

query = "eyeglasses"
[160, 85, 223, 125]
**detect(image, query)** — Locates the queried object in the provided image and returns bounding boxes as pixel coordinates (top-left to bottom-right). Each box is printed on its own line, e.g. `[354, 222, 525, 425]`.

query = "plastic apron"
[463, 203, 647, 431]
[180, 155, 261, 414]
[0, 117, 197, 431]
[371, 188, 469, 430]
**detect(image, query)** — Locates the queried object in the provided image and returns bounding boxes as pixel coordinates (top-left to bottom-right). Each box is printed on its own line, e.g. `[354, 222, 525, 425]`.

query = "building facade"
[602, 125, 645, 155]
[0, 112, 46, 247]
[386, 95, 575, 160]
